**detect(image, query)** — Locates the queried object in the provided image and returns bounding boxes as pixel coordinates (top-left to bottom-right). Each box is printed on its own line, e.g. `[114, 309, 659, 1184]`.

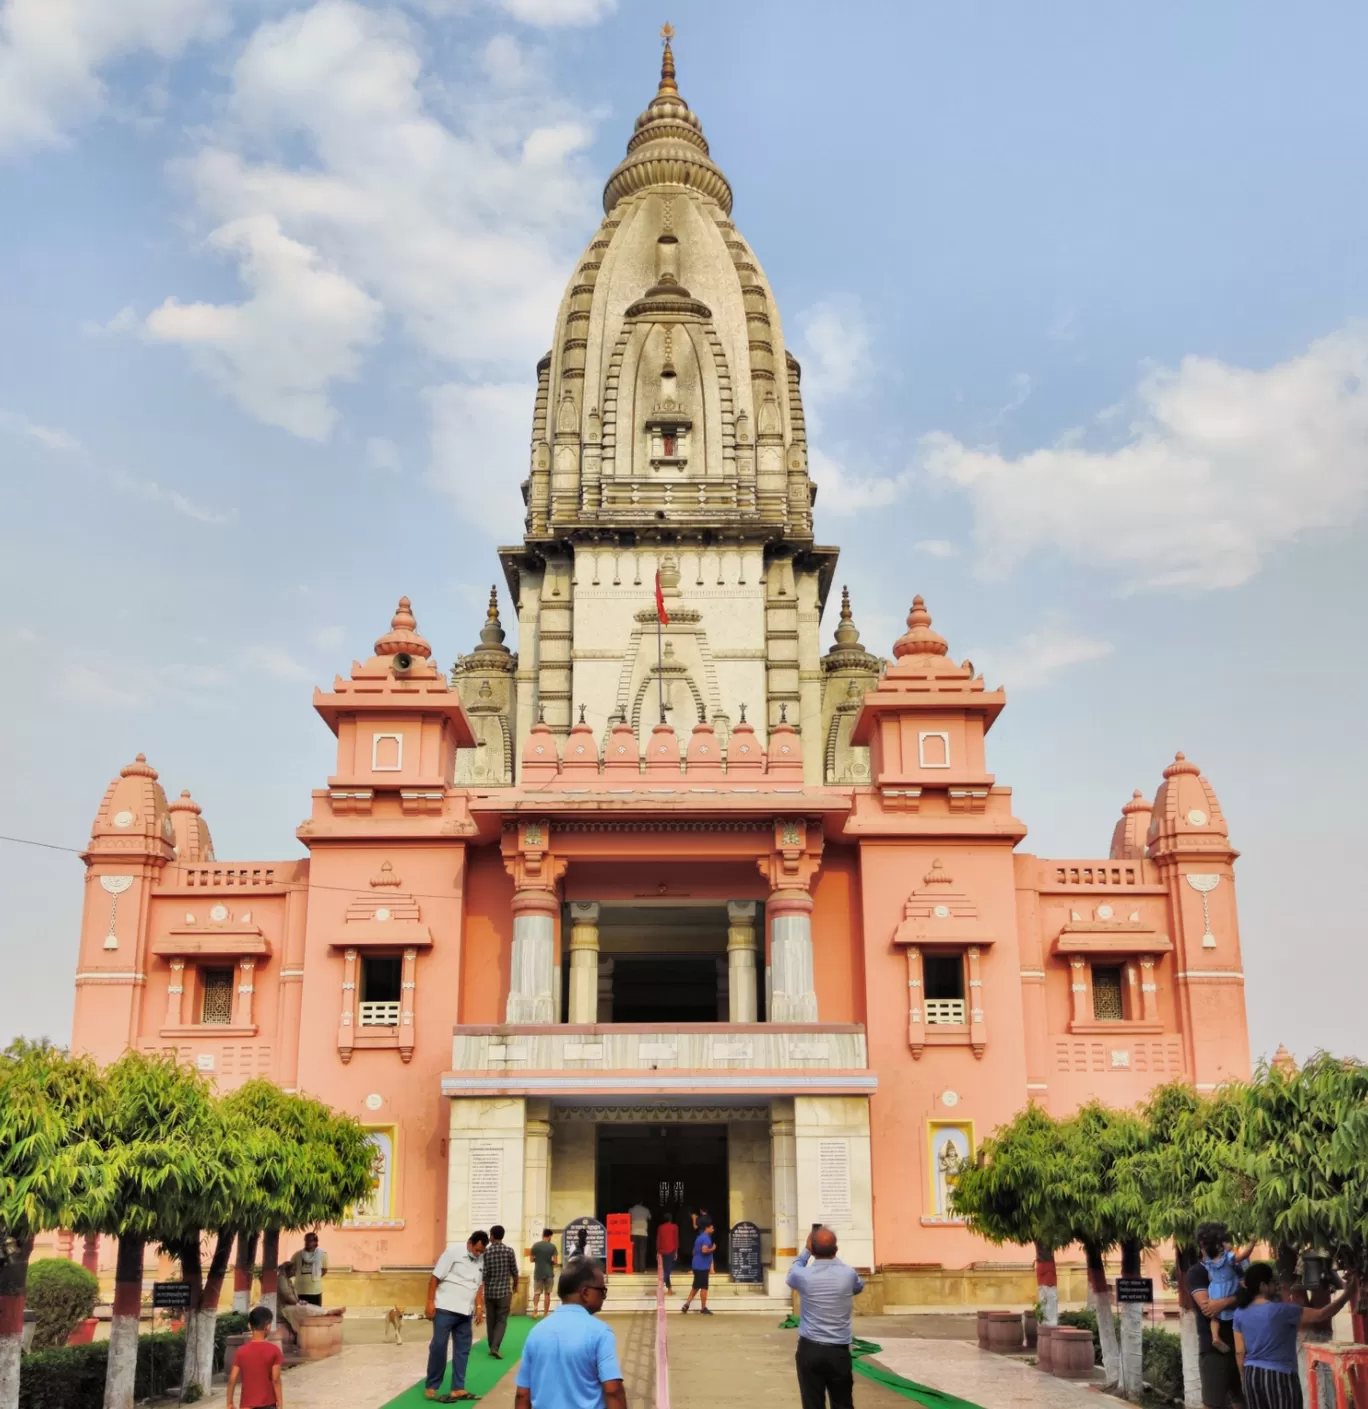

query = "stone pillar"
[727, 901, 759, 1023]
[770, 1098, 798, 1282]
[81, 1235, 100, 1274]
[234, 957, 256, 1028]
[768, 891, 817, 1022]
[523, 1100, 553, 1259]
[507, 890, 558, 1024]
[567, 902, 600, 1024]
[165, 958, 185, 1027]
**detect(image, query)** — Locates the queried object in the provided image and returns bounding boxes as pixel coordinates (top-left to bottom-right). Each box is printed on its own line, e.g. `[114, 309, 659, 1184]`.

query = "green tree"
[25, 1258, 100, 1350]
[1060, 1102, 1149, 1398]
[951, 1104, 1076, 1323]
[0, 1040, 108, 1409]
[85, 1052, 224, 1409]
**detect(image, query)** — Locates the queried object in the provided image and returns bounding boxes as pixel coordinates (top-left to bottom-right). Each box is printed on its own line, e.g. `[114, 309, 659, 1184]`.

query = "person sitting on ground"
[228, 1304, 285, 1409]
[1233, 1262, 1358, 1409]
[680, 1220, 715, 1316]
[515, 1258, 626, 1409]
[786, 1226, 866, 1409]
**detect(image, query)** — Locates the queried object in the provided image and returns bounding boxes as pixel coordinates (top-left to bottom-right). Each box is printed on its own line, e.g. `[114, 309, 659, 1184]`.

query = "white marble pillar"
[567, 902, 600, 1024]
[523, 1099, 553, 1259]
[768, 892, 817, 1022]
[727, 901, 759, 1023]
[507, 892, 558, 1024]
[770, 1098, 798, 1280]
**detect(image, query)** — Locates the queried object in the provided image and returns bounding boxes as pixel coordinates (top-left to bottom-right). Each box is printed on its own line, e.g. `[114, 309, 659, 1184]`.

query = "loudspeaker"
[393, 652, 414, 672]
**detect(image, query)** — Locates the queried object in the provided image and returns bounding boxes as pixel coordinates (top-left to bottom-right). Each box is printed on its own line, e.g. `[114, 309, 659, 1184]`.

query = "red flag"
[654, 570, 670, 625]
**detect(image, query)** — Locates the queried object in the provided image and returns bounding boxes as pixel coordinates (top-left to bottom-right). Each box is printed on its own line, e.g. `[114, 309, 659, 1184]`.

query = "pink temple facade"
[66, 41, 1250, 1298]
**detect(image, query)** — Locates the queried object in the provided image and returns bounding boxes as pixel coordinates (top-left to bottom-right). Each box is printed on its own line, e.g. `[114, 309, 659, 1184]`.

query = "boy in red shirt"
[228, 1305, 285, 1409]
[655, 1214, 679, 1294]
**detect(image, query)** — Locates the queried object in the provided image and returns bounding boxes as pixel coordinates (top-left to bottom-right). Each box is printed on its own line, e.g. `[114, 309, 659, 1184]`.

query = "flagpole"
[657, 611, 665, 724]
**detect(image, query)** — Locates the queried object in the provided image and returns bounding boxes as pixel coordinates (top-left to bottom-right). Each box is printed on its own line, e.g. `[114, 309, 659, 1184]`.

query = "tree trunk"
[1086, 1243, 1121, 1390]
[1118, 1240, 1144, 1402]
[259, 1229, 280, 1323]
[103, 1234, 145, 1409]
[233, 1230, 260, 1315]
[1034, 1242, 1059, 1325]
[0, 1235, 33, 1409]
[1175, 1247, 1203, 1408]
[184, 1232, 232, 1397]
[176, 1237, 206, 1400]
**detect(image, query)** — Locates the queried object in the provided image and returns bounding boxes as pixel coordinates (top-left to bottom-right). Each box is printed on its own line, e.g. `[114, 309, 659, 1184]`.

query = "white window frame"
[918, 731, 951, 768]
[371, 732, 403, 772]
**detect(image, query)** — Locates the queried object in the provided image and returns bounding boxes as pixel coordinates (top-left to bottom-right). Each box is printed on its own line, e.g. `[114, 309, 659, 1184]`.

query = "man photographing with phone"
[786, 1225, 865, 1409]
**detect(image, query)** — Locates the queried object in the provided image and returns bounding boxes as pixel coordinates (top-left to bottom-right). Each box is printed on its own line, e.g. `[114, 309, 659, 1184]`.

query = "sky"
[2, 0, 1366, 1064]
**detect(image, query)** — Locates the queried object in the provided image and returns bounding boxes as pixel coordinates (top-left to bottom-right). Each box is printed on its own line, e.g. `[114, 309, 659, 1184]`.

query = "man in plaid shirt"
[481, 1226, 520, 1358]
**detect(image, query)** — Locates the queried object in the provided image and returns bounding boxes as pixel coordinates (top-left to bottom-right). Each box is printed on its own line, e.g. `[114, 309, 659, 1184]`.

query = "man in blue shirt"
[679, 1220, 715, 1315]
[514, 1259, 626, 1409]
[786, 1227, 865, 1409]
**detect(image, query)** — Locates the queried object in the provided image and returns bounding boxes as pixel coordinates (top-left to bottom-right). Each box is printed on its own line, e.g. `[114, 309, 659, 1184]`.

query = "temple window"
[372, 732, 403, 771]
[200, 967, 235, 1025]
[1091, 964, 1126, 1022]
[359, 955, 403, 1027]
[918, 731, 951, 768]
[922, 953, 967, 1025]
[662, 432, 677, 457]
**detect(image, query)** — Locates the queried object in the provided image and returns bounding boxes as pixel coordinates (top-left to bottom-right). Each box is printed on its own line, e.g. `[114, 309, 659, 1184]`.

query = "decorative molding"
[550, 1104, 770, 1123]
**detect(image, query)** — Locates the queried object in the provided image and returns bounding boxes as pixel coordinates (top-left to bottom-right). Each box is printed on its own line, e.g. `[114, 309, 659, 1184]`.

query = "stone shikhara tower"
[457, 35, 872, 785]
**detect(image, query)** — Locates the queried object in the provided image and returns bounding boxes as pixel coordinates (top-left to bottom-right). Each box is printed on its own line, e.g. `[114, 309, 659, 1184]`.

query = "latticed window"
[923, 953, 967, 1026]
[201, 968, 234, 1024]
[1092, 964, 1125, 1022]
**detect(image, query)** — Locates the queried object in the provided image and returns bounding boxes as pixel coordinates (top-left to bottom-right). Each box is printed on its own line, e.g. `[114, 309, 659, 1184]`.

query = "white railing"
[924, 998, 967, 1025]
[359, 1001, 401, 1027]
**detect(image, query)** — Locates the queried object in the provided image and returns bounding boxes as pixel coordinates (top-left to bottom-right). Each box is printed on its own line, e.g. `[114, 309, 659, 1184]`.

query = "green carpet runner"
[379, 1315, 533, 1407]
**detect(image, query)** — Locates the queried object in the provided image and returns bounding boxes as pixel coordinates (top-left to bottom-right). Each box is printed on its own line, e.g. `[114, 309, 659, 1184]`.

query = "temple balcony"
[440, 1022, 874, 1099]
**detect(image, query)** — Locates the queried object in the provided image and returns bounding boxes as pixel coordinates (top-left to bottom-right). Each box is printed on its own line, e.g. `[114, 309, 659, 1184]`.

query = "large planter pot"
[66, 1318, 98, 1346]
[976, 1309, 991, 1348]
[1036, 1322, 1055, 1370]
[1051, 1327, 1096, 1380]
[1024, 1310, 1038, 1349]
[984, 1311, 1024, 1354]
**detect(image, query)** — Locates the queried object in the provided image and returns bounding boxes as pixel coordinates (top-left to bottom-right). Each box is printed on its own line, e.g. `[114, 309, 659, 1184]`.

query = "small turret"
[169, 789, 215, 862]
[561, 706, 601, 779]
[1109, 791, 1152, 861]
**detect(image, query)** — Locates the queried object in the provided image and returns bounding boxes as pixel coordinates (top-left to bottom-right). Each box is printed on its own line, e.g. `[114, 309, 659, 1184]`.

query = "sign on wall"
[151, 1282, 192, 1311]
[729, 1222, 762, 1284]
[468, 1142, 504, 1230]
[563, 1217, 607, 1265]
[1116, 1278, 1154, 1304]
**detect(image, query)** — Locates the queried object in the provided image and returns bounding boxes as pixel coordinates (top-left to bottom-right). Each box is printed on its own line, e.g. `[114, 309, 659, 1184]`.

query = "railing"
[656, 1254, 670, 1409]
[359, 1001, 401, 1026]
[924, 998, 967, 1026]
[181, 866, 278, 887]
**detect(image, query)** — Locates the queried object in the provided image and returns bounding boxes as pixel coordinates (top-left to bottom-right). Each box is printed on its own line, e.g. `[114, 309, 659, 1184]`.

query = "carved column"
[567, 902, 600, 1024]
[523, 1099, 553, 1258]
[399, 947, 418, 1062]
[1068, 956, 1089, 1029]
[1139, 957, 1159, 1022]
[768, 891, 817, 1023]
[165, 958, 185, 1027]
[727, 901, 759, 1023]
[234, 957, 256, 1029]
[508, 891, 559, 1024]
[339, 948, 358, 1062]
[967, 945, 987, 1058]
[770, 1099, 798, 1260]
[905, 947, 926, 1058]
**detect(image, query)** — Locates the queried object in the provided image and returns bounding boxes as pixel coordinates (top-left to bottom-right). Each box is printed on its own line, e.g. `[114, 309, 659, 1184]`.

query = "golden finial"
[658, 21, 677, 93]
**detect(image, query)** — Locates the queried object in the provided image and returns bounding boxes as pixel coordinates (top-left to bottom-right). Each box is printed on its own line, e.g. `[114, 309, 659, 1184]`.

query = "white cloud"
[914, 539, 956, 558]
[146, 215, 382, 440]
[365, 436, 401, 472]
[809, 447, 903, 516]
[923, 323, 1368, 591]
[796, 296, 872, 427]
[110, 470, 234, 524]
[313, 625, 345, 650]
[243, 645, 311, 680]
[498, 0, 616, 24]
[0, 0, 230, 153]
[425, 381, 528, 536]
[972, 622, 1115, 692]
[0, 409, 82, 453]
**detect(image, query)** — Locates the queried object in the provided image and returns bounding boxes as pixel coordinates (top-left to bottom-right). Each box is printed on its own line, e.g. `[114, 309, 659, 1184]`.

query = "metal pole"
[657, 615, 665, 724]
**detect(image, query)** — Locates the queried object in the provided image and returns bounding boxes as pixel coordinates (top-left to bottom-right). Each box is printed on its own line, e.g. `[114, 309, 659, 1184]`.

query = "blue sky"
[2, 0, 1366, 1062]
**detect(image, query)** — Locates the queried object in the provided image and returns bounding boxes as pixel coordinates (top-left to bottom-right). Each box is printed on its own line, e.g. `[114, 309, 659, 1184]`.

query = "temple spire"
[892, 595, 949, 659]
[659, 21, 678, 95]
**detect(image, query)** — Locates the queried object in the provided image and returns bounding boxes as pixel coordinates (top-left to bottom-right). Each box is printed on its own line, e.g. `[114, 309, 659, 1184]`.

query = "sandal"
[440, 1393, 480, 1403]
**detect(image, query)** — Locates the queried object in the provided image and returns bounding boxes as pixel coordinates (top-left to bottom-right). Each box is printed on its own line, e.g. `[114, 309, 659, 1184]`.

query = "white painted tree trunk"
[1039, 1284, 1059, 1325]
[182, 1307, 218, 1396]
[1091, 1285, 1122, 1389]
[0, 1336, 18, 1409]
[1119, 1302, 1144, 1400]
[102, 1314, 140, 1409]
[0, 1235, 29, 1409]
[1178, 1307, 1203, 1408]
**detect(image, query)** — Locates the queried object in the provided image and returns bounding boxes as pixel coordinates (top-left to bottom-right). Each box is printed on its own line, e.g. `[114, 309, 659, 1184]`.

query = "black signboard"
[152, 1282, 192, 1311]
[729, 1221, 762, 1284]
[563, 1217, 607, 1265]
[1116, 1277, 1154, 1304]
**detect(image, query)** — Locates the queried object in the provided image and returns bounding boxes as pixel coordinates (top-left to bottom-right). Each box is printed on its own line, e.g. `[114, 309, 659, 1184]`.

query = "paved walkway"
[266, 1311, 1124, 1409]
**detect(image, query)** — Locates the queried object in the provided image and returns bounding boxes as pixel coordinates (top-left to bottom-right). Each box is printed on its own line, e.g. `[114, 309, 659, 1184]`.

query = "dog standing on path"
[386, 1306, 405, 1344]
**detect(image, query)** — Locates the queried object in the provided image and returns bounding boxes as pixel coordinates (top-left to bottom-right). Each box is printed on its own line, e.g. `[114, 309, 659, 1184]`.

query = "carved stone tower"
[495, 35, 839, 782]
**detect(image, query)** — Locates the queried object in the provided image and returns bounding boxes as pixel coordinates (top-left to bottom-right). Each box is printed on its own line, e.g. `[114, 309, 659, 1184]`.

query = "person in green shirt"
[530, 1228, 559, 1318]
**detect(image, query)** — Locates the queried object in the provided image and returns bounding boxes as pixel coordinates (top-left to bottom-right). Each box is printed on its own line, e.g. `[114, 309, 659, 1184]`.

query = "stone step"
[584, 1296, 792, 1314]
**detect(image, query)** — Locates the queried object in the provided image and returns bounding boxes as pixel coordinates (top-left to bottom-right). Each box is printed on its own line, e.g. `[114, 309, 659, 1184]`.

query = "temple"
[66, 36, 1250, 1305]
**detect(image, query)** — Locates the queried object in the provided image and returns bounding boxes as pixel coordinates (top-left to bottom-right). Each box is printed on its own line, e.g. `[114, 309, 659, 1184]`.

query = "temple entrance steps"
[595, 1271, 792, 1314]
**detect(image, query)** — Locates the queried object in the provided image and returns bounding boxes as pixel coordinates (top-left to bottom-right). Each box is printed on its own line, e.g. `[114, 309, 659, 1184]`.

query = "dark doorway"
[595, 1123, 730, 1270]
[610, 957, 720, 1023]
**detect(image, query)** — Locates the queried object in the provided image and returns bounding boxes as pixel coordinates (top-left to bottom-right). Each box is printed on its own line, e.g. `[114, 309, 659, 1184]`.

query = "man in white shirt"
[424, 1231, 488, 1403]
[627, 1201, 651, 1273]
